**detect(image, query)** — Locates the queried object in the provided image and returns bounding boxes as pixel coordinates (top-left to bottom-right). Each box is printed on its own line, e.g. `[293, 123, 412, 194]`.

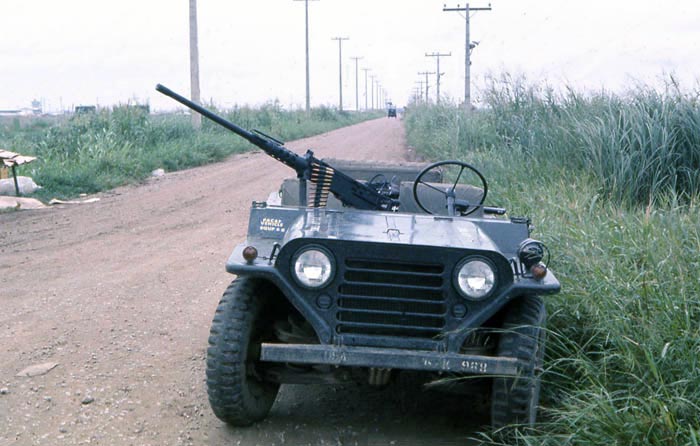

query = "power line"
[425, 52, 451, 103]
[443, 3, 492, 111]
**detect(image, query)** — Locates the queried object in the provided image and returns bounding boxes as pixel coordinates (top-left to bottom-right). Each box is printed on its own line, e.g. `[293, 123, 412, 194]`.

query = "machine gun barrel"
[155, 84, 398, 211]
[156, 84, 308, 173]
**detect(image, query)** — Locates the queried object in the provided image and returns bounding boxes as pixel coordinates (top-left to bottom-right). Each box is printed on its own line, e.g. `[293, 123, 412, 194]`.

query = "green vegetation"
[404, 78, 700, 445]
[406, 74, 700, 208]
[0, 103, 380, 199]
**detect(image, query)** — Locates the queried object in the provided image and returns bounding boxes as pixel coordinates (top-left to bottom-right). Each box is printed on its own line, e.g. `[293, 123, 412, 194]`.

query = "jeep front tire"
[206, 278, 280, 426]
[491, 295, 546, 428]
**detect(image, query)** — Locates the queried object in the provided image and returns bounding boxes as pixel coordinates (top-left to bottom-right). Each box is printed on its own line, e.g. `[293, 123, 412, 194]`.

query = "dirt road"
[1, 118, 483, 445]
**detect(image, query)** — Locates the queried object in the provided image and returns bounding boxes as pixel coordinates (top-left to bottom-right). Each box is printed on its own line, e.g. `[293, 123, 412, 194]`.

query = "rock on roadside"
[0, 196, 47, 211]
[16, 362, 59, 377]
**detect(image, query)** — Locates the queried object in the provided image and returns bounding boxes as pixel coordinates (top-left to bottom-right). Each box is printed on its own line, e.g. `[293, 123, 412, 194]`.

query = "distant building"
[130, 104, 150, 113]
[31, 99, 42, 115]
[0, 108, 35, 117]
[75, 105, 97, 114]
[0, 99, 43, 116]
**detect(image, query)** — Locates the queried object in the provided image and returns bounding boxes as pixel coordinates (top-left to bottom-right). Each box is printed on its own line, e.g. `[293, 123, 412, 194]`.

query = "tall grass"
[404, 80, 700, 445]
[405, 74, 700, 208]
[0, 103, 380, 199]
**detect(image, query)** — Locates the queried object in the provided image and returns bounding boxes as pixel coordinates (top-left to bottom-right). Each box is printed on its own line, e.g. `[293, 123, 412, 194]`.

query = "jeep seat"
[276, 159, 484, 216]
[398, 181, 484, 216]
[279, 178, 484, 216]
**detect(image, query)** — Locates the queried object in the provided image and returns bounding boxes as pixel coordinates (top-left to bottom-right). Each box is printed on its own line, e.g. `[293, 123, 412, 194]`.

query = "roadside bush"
[404, 81, 700, 445]
[0, 105, 381, 199]
[406, 74, 700, 208]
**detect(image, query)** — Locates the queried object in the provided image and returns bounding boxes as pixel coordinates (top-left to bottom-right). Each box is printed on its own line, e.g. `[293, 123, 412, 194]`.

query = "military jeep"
[155, 84, 561, 429]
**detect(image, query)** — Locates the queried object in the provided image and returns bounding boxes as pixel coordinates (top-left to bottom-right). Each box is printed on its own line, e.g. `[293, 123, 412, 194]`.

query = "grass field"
[405, 78, 700, 445]
[0, 104, 380, 200]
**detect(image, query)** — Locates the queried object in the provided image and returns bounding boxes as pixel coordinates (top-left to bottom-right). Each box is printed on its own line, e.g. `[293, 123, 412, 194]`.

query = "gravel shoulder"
[0, 118, 483, 445]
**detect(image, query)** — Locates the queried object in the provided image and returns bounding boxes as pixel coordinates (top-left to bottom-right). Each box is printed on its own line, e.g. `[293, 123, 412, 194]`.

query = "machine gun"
[156, 84, 399, 211]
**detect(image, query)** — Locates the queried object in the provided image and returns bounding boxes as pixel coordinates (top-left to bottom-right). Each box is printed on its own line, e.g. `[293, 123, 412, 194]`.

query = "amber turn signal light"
[530, 262, 547, 280]
[242, 246, 258, 263]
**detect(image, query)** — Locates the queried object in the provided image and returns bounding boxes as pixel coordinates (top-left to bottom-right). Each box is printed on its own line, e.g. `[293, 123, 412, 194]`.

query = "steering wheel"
[412, 160, 488, 216]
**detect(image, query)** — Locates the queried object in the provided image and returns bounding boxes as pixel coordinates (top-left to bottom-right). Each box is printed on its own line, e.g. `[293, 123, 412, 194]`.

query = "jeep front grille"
[337, 259, 446, 338]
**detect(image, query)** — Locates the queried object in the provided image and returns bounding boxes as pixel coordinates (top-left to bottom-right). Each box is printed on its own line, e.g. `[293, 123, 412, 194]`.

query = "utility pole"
[361, 68, 370, 110]
[370, 75, 376, 109]
[188, 0, 201, 129]
[413, 88, 421, 103]
[294, 0, 319, 111]
[443, 3, 491, 111]
[415, 80, 425, 102]
[425, 52, 451, 103]
[374, 78, 380, 109]
[418, 71, 435, 103]
[330, 37, 349, 110]
[351, 57, 363, 111]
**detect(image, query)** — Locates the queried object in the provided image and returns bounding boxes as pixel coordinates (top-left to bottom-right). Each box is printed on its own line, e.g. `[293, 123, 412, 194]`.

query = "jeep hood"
[282, 209, 517, 254]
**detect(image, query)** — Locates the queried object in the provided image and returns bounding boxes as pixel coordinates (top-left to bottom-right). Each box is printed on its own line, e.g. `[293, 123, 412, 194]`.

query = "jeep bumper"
[260, 343, 520, 376]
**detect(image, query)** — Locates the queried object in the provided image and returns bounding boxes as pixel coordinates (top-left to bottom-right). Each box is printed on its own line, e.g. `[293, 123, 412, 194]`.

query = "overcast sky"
[2, 0, 699, 112]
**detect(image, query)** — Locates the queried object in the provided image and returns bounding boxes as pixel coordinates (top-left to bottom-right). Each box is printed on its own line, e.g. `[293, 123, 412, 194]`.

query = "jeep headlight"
[293, 247, 334, 288]
[455, 258, 496, 300]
